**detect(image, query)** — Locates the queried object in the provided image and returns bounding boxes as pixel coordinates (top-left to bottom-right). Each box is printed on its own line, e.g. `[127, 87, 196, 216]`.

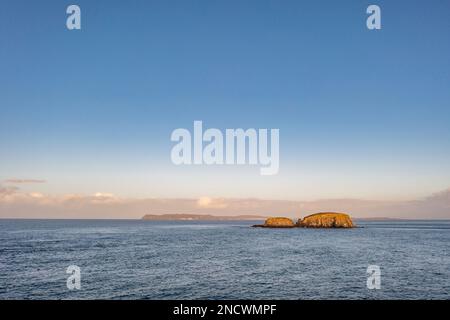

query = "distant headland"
[142, 214, 267, 221]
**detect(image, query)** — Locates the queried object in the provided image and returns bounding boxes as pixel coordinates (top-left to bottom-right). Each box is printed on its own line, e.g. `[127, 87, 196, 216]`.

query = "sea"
[0, 219, 449, 299]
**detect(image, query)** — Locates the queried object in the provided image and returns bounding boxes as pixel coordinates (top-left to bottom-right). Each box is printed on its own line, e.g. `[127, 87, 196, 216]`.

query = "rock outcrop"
[297, 212, 354, 228]
[253, 217, 296, 228]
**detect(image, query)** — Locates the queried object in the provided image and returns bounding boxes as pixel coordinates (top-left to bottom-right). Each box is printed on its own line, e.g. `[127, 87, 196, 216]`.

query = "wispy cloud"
[0, 185, 19, 196]
[5, 179, 46, 184]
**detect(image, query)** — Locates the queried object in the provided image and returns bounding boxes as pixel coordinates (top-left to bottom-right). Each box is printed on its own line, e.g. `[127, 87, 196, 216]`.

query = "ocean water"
[0, 219, 449, 300]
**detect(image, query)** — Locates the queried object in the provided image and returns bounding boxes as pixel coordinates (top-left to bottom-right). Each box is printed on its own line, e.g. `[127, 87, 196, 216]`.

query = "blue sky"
[1, 0, 450, 202]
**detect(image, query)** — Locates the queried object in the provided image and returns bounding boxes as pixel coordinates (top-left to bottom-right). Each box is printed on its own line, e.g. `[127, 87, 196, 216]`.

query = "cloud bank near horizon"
[0, 185, 449, 219]
[5, 179, 47, 184]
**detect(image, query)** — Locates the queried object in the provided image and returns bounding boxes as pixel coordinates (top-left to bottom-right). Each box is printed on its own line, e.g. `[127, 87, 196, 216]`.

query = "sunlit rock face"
[297, 212, 354, 228]
[253, 217, 296, 228]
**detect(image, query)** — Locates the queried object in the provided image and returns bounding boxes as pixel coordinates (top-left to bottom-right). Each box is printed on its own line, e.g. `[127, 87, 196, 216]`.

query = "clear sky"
[1, 0, 450, 214]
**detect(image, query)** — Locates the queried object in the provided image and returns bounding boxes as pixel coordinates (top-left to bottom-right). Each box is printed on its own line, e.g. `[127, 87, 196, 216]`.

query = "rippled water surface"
[0, 219, 449, 299]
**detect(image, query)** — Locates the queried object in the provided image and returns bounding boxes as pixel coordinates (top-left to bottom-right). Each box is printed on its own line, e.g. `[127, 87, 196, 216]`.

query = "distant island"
[142, 214, 267, 221]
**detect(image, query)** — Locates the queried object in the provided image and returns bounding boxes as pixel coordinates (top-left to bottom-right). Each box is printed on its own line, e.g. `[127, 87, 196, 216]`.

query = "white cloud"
[197, 197, 228, 209]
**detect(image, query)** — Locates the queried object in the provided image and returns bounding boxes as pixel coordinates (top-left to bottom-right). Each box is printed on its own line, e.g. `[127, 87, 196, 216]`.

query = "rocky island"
[297, 212, 354, 228]
[253, 212, 354, 228]
[252, 217, 296, 228]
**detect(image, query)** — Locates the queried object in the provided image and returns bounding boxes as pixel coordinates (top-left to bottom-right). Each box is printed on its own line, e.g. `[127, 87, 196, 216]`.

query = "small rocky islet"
[252, 212, 355, 228]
